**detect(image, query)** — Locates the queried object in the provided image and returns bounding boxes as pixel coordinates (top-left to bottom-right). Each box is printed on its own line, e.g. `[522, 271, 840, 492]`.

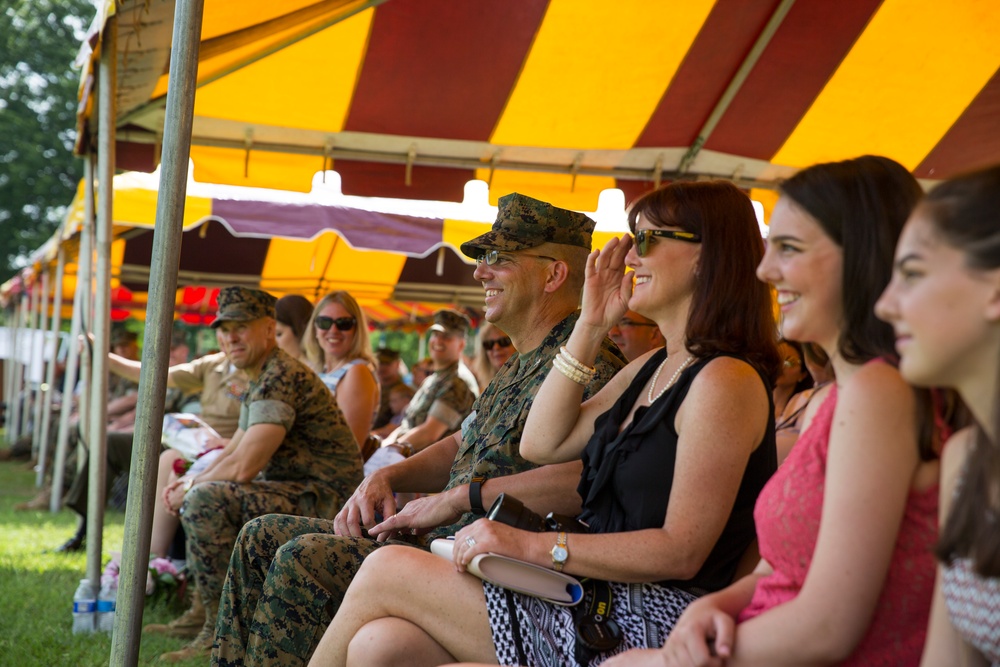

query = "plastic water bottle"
[97, 576, 117, 633]
[72, 578, 96, 634]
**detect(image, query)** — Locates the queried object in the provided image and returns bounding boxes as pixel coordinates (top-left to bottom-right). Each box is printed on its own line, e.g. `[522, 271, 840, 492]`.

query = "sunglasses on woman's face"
[632, 229, 702, 257]
[315, 316, 357, 332]
[482, 336, 512, 351]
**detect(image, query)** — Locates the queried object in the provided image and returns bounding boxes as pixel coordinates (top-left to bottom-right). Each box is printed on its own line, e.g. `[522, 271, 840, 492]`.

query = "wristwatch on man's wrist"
[469, 476, 487, 516]
[551, 532, 569, 572]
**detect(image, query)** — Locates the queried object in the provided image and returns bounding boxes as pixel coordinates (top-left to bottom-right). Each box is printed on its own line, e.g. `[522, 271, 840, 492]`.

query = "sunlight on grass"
[0, 459, 204, 666]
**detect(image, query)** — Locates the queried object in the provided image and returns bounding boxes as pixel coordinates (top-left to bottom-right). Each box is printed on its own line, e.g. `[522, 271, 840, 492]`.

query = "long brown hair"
[924, 164, 1000, 577]
[628, 181, 780, 382]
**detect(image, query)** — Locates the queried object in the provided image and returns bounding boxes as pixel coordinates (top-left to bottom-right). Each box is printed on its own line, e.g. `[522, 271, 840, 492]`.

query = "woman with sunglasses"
[306, 180, 780, 666]
[624, 156, 945, 667]
[303, 291, 379, 450]
[471, 322, 515, 389]
[874, 165, 1000, 667]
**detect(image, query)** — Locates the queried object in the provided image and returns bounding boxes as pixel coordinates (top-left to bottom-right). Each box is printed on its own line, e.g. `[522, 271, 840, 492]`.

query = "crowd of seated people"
[8, 157, 998, 667]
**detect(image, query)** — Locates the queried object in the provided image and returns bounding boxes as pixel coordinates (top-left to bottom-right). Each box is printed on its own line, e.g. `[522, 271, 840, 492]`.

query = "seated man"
[212, 193, 628, 667]
[608, 309, 665, 362]
[50, 331, 192, 551]
[380, 309, 478, 457]
[371, 348, 408, 430]
[159, 286, 364, 662]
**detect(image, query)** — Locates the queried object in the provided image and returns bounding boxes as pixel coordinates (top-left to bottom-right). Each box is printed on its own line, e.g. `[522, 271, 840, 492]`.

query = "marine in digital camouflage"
[183, 347, 362, 630]
[211, 312, 625, 667]
[211, 286, 278, 328]
[459, 192, 596, 258]
[398, 361, 476, 435]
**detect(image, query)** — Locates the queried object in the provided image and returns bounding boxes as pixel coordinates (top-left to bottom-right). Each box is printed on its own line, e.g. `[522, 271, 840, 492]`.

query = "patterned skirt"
[484, 580, 697, 667]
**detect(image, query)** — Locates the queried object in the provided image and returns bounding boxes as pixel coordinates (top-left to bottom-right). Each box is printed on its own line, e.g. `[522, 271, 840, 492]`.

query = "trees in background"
[0, 0, 93, 284]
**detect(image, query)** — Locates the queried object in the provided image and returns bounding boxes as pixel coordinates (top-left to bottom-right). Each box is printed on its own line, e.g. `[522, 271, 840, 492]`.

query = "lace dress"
[739, 378, 939, 665]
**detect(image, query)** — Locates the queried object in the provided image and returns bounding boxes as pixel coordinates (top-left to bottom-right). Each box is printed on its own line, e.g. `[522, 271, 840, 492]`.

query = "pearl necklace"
[647, 354, 695, 403]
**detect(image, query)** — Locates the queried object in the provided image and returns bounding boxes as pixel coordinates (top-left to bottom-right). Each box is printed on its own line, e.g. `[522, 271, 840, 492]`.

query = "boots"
[14, 486, 53, 511]
[158, 598, 217, 662]
[53, 519, 86, 553]
[143, 589, 205, 639]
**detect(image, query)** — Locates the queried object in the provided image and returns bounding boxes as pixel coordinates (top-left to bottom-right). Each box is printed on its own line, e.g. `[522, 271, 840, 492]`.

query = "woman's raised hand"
[579, 235, 634, 332]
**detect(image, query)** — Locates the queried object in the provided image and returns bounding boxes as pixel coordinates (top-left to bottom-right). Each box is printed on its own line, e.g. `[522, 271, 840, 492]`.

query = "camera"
[486, 493, 588, 534]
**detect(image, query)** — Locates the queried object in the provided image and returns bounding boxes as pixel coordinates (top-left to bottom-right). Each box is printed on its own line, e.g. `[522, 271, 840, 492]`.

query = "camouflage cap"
[460, 192, 596, 259]
[429, 309, 471, 337]
[376, 347, 401, 364]
[210, 286, 277, 328]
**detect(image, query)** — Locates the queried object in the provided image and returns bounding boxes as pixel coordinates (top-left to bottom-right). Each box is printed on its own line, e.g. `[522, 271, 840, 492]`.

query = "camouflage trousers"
[180, 481, 306, 625]
[212, 514, 421, 667]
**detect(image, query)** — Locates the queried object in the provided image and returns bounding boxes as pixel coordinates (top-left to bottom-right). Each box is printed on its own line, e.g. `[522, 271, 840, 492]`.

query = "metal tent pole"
[52, 181, 93, 513]
[85, 10, 116, 594]
[33, 268, 51, 487]
[39, 248, 65, 489]
[17, 284, 35, 448]
[7, 297, 23, 444]
[110, 1, 205, 663]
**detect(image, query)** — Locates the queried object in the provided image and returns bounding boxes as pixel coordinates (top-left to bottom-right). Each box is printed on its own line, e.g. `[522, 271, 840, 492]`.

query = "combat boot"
[143, 590, 205, 639]
[158, 599, 217, 663]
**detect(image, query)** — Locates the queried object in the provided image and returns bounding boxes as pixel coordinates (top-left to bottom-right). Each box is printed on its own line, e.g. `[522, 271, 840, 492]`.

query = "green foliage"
[0, 460, 204, 666]
[0, 0, 94, 284]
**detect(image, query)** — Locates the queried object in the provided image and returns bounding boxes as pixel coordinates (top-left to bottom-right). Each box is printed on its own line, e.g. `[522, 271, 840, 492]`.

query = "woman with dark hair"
[639, 156, 943, 667]
[307, 180, 780, 666]
[775, 342, 835, 464]
[275, 294, 315, 361]
[875, 164, 1000, 667]
[773, 339, 811, 419]
[302, 291, 379, 448]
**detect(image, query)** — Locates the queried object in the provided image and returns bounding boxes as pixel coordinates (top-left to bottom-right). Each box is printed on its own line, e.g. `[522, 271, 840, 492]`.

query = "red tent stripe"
[703, 0, 883, 160]
[342, 0, 548, 141]
[634, 0, 783, 148]
[914, 65, 1000, 178]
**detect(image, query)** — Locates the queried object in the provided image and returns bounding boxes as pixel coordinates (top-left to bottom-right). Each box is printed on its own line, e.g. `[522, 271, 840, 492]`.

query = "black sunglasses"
[482, 336, 512, 351]
[633, 229, 701, 257]
[315, 316, 357, 332]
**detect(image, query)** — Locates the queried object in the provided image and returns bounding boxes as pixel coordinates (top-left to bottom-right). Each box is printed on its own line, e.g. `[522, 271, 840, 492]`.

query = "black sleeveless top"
[576, 349, 776, 594]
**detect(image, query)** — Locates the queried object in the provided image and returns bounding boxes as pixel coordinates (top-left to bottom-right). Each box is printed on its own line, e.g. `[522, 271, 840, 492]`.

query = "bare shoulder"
[838, 361, 914, 414]
[690, 355, 766, 397]
[682, 355, 768, 419]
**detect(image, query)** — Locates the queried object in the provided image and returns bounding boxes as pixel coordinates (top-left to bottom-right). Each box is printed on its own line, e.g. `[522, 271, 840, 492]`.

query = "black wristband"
[469, 476, 487, 516]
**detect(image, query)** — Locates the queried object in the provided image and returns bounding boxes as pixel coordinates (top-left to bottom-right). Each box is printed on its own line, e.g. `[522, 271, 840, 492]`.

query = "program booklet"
[430, 537, 584, 606]
[161, 413, 221, 460]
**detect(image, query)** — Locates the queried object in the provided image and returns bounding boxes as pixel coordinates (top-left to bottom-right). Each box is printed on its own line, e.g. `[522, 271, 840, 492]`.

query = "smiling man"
[381, 309, 478, 456]
[212, 194, 626, 667]
[609, 309, 666, 362]
[158, 286, 363, 662]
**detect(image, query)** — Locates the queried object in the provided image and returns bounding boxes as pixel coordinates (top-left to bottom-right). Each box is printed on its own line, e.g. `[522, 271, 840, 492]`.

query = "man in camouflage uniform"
[212, 193, 627, 667]
[159, 286, 363, 663]
[371, 348, 407, 429]
[380, 309, 478, 457]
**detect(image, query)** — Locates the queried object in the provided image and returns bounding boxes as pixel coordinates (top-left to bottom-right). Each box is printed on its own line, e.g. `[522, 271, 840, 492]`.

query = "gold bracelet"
[558, 346, 596, 374]
[552, 355, 591, 386]
[182, 477, 195, 494]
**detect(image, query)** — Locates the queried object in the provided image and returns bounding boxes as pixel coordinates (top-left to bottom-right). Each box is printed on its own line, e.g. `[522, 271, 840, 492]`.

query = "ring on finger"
[465, 536, 476, 548]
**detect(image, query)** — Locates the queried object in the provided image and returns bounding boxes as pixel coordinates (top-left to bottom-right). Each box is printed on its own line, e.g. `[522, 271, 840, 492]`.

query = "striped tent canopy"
[1, 171, 631, 326]
[75, 0, 1000, 214]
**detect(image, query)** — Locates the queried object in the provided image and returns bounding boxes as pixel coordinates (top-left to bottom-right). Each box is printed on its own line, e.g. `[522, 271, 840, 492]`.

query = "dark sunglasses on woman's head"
[632, 229, 702, 257]
[482, 336, 512, 351]
[314, 316, 357, 332]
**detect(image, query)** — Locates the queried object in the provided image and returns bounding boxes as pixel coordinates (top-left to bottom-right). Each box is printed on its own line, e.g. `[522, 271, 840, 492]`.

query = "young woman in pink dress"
[611, 155, 943, 667]
[877, 164, 1000, 667]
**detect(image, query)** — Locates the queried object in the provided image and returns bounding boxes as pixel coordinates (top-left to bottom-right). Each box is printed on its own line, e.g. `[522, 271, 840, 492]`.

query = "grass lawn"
[0, 459, 205, 666]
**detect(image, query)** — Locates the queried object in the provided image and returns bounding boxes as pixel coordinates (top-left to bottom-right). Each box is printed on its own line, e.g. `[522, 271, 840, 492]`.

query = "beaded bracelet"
[558, 346, 596, 374]
[553, 355, 592, 386]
